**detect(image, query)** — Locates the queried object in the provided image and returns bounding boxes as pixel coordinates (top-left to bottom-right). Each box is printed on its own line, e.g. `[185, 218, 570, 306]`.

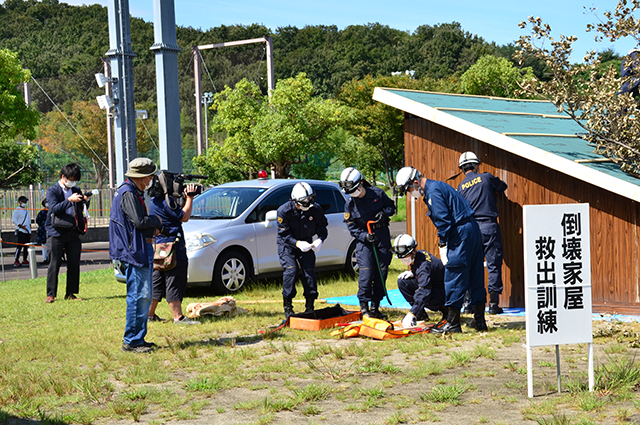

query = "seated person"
[392, 234, 448, 328]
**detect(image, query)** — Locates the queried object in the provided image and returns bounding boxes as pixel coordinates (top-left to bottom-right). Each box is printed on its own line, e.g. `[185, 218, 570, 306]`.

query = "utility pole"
[103, 59, 115, 189]
[106, 0, 137, 184]
[151, 0, 182, 173]
[193, 37, 275, 155]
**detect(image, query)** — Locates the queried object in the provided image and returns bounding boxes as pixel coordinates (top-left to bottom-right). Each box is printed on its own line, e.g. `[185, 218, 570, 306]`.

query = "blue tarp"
[323, 289, 640, 323]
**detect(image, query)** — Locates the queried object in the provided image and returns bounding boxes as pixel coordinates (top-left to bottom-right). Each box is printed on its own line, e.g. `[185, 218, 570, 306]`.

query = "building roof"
[373, 87, 640, 203]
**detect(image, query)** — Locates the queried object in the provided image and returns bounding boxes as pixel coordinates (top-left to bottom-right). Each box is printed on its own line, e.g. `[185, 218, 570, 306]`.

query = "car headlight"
[186, 233, 217, 252]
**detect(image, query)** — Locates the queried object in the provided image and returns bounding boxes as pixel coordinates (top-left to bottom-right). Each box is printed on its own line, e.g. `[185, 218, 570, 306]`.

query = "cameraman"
[45, 163, 86, 303]
[147, 176, 201, 325]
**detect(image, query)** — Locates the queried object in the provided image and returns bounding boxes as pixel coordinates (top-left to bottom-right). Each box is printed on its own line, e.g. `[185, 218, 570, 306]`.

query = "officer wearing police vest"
[392, 234, 448, 329]
[457, 152, 508, 315]
[277, 182, 328, 319]
[395, 166, 486, 333]
[340, 167, 396, 320]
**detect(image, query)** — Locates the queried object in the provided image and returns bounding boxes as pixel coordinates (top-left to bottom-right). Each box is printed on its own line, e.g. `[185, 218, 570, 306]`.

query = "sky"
[62, 0, 638, 60]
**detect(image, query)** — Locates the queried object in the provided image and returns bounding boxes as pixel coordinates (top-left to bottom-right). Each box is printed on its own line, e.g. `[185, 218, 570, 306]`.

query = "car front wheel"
[212, 251, 252, 294]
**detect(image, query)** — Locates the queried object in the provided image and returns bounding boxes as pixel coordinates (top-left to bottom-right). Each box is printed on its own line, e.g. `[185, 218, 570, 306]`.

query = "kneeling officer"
[277, 182, 328, 319]
[392, 234, 448, 328]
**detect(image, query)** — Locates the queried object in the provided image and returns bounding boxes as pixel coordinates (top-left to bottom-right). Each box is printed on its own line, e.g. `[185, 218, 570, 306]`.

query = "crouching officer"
[457, 152, 508, 314]
[277, 182, 328, 319]
[395, 166, 486, 333]
[392, 234, 448, 328]
[340, 167, 396, 319]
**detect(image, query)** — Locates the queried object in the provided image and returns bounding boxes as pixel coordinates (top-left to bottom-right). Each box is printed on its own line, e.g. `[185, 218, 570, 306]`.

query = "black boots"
[360, 301, 370, 317]
[361, 300, 387, 320]
[369, 301, 388, 320]
[432, 307, 462, 333]
[415, 309, 429, 322]
[305, 298, 315, 313]
[488, 291, 504, 315]
[468, 303, 488, 331]
[283, 297, 294, 319]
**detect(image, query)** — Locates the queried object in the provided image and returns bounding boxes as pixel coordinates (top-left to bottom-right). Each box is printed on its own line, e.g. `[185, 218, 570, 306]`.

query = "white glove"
[296, 241, 312, 252]
[311, 239, 323, 252]
[439, 245, 448, 266]
[402, 312, 416, 328]
[398, 270, 414, 280]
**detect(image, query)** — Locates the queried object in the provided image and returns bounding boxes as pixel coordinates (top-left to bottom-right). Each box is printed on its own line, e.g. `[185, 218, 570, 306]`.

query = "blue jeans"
[123, 244, 153, 347]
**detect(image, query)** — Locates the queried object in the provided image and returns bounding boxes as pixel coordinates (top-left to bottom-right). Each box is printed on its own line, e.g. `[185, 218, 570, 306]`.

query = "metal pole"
[28, 244, 37, 279]
[555, 345, 562, 393]
[104, 59, 115, 189]
[266, 36, 275, 97]
[204, 95, 209, 151]
[193, 47, 203, 156]
[24, 79, 35, 223]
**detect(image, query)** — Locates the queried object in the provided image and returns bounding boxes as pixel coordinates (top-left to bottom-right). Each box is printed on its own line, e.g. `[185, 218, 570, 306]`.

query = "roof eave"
[373, 87, 640, 204]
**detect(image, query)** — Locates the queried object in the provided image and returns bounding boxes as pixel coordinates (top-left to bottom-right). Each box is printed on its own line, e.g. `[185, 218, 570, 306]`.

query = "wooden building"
[373, 88, 640, 314]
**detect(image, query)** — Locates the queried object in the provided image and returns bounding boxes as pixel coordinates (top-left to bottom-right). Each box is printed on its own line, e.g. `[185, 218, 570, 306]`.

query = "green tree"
[516, 1, 640, 175]
[0, 48, 40, 188]
[336, 74, 461, 187]
[195, 73, 351, 183]
[461, 55, 535, 98]
[0, 48, 39, 140]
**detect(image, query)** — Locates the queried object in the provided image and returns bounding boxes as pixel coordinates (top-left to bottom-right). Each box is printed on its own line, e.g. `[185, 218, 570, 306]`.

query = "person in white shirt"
[12, 196, 31, 267]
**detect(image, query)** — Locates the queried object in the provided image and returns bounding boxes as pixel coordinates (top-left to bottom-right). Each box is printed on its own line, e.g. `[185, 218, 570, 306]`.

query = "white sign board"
[523, 203, 593, 346]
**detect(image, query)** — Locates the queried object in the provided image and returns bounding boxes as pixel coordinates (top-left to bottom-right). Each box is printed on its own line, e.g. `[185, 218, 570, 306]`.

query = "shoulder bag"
[153, 238, 178, 271]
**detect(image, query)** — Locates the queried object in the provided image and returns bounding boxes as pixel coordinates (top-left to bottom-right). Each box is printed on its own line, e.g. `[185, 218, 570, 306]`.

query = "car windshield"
[190, 186, 267, 219]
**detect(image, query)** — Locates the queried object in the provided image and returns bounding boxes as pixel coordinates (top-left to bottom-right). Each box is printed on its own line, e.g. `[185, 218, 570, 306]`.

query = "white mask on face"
[64, 179, 77, 189]
[144, 178, 153, 191]
[351, 187, 364, 198]
[298, 205, 311, 211]
[400, 256, 413, 266]
[19, 203, 27, 208]
[409, 189, 421, 199]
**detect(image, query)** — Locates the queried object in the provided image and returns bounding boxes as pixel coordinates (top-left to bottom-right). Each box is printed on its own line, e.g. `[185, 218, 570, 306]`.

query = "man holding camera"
[147, 174, 200, 325]
[45, 163, 87, 303]
[110, 158, 163, 353]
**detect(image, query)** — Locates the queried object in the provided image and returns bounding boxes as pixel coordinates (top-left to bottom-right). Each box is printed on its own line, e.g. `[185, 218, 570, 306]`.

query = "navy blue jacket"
[410, 250, 445, 315]
[109, 181, 161, 268]
[45, 182, 86, 238]
[422, 179, 474, 245]
[457, 171, 507, 220]
[344, 186, 395, 245]
[277, 201, 328, 250]
[150, 197, 187, 261]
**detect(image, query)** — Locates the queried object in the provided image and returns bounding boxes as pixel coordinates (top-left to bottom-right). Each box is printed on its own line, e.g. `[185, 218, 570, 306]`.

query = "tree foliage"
[461, 55, 535, 98]
[516, 1, 640, 175]
[195, 73, 351, 183]
[0, 48, 39, 140]
[336, 74, 461, 187]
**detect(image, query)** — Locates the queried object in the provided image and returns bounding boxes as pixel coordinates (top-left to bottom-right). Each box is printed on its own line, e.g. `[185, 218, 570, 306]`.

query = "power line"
[30, 76, 108, 171]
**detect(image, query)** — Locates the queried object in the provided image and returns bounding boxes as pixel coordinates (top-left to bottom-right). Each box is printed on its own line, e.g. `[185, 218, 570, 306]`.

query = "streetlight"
[202, 92, 213, 150]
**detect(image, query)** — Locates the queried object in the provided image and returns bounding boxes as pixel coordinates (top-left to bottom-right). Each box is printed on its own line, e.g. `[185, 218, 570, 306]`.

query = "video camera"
[157, 171, 206, 199]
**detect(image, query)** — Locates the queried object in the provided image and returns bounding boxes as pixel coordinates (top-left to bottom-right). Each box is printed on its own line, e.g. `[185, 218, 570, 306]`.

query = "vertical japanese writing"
[535, 236, 557, 333]
[562, 213, 584, 310]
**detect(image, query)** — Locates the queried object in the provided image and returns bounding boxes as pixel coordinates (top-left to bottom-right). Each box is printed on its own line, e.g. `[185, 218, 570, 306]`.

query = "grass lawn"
[1, 264, 640, 425]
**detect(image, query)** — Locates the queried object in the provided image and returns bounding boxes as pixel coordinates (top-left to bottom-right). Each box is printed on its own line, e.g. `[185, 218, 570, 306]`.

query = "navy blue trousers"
[478, 220, 504, 294]
[279, 248, 317, 300]
[356, 241, 391, 303]
[444, 219, 486, 309]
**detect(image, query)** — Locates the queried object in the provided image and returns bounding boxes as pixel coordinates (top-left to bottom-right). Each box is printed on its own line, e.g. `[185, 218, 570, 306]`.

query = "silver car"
[183, 179, 357, 294]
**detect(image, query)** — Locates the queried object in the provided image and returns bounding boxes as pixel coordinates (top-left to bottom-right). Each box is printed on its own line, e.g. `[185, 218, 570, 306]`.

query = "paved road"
[0, 221, 408, 282]
[0, 241, 111, 283]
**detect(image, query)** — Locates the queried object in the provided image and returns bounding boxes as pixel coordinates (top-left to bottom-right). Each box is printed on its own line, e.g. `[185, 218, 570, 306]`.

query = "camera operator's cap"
[125, 158, 157, 178]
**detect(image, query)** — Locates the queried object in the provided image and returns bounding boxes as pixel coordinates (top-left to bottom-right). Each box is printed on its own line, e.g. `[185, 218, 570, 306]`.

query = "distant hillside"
[0, 0, 513, 139]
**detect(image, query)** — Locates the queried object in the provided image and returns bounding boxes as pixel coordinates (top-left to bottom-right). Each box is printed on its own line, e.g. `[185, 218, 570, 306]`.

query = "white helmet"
[459, 151, 480, 169]
[395, 166, 421, 194]
[391, 234, 418, 258]
[339, 167, 363, 194]
[291, 182, 315, 208]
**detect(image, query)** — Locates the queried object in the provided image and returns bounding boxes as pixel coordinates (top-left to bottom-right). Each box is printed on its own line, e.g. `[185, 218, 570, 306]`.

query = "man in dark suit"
[45, 163, 87, 303]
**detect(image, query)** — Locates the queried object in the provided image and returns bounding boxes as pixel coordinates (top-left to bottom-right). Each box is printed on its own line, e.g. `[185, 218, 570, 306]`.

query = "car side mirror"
[264, 210, 278, 228]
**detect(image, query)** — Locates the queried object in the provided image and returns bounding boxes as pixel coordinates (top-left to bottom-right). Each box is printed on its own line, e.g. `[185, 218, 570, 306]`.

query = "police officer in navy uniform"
[392, 234, 448, 328]
[396, 166, 486, 333]
[457, 152, 508, 314]
[277, 182, 328, 319]
[340, 167, 396, 319]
